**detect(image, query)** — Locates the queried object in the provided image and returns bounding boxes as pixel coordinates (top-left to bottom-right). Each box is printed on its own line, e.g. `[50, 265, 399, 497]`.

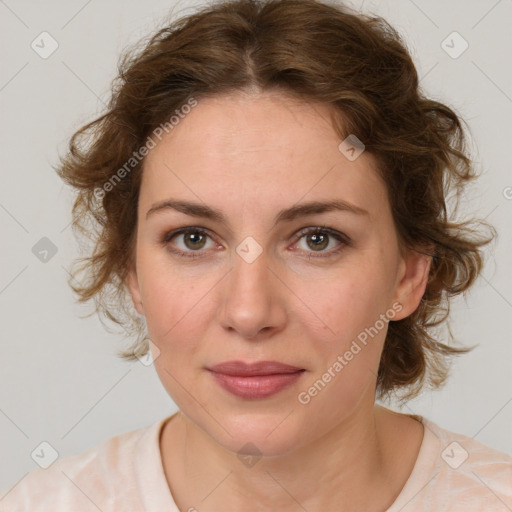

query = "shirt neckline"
[135, 412, 181, 511]
[385, 415, 442, 511]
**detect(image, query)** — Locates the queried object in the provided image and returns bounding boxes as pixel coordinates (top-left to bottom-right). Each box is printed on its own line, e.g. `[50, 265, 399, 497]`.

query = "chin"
[207, 410, 308, 458]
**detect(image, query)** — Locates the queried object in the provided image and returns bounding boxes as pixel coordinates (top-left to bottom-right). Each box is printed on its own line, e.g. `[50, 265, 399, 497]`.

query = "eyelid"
[293, 226, 351, 245]
[161, 226, 213, 244]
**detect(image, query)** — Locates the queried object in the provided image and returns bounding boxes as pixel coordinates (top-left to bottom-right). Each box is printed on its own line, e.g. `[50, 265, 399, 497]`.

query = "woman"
[1, 0, 510, 510]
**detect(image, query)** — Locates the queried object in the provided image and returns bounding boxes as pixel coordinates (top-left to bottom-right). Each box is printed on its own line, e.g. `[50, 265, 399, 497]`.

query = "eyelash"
[161, 226, 351, 260]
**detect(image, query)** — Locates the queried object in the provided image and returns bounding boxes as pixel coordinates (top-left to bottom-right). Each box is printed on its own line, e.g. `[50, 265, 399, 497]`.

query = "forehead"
[140, 91, 388, 223]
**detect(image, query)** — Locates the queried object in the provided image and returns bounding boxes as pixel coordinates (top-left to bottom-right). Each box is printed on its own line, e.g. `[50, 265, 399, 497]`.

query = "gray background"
[1, 0, 511, 491]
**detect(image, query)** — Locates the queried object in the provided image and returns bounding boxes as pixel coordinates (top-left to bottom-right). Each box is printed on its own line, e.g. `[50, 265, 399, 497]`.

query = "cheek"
[293, 276, 389, 427]
[139, 260, 216, 410]
[292, 261, 392, 391]
[298, 260, 393, 344]
[136, 249, 216, 350]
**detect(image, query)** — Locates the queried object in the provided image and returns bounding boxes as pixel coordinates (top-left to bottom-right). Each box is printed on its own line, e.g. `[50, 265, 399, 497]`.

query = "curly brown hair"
[56, 0, 494, 401]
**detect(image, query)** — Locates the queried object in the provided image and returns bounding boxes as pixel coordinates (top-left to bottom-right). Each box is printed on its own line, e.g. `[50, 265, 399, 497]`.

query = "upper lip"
[207, 360, 304, 376]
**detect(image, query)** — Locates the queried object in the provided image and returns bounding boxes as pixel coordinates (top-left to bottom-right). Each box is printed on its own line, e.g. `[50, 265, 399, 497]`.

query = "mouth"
[206, 360, 306, 399]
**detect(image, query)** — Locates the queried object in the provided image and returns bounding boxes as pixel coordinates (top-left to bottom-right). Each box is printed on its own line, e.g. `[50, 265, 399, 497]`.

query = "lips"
[208, 360, 304, 376]
[207, 360, 305, 399]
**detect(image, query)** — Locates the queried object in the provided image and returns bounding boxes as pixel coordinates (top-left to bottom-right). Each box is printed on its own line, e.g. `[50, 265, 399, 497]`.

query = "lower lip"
[208, 370, 304, 399]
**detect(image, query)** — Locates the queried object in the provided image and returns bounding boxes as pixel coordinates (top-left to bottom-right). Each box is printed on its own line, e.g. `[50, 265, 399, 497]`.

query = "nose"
[218, 247, 288, 340]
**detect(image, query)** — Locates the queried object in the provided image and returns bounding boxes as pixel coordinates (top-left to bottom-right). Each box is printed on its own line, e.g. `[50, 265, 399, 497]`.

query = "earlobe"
[392, 249, 432, 321]
[126, 264, 144, 316]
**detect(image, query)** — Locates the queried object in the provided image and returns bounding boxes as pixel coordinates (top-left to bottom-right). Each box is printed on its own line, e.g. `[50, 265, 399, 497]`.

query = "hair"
[56, 0, 495, 401]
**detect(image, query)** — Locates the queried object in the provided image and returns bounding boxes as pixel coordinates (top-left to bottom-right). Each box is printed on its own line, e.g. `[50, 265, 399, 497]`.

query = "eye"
[293, 227, 350, 258]
[162, 227, 218, 259]
[161, 226, 351, 260]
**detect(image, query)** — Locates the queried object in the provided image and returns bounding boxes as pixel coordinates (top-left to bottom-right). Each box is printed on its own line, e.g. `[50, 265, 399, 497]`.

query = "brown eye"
[162, 227, 216, 259]
[294, 227, 350, 258]
[182, 231, 207, 250]
[305, 232, 329, 251]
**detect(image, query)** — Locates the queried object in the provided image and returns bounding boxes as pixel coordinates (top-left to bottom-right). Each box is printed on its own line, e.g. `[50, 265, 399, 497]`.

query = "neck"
[160, 403, 423, 512]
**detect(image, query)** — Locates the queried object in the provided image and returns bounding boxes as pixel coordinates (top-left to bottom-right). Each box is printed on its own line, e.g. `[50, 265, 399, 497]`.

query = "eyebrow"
[146, 198, 369, 226]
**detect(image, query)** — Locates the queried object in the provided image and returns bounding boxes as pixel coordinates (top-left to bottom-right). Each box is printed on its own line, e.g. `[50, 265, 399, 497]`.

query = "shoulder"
[428, 419, 512, 493]
[0, 419, 164, 512]
[389, 416, 512, 512]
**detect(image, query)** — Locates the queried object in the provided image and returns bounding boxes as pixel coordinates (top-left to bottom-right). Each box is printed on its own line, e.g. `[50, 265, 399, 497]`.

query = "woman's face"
[127, 90, 429, 456]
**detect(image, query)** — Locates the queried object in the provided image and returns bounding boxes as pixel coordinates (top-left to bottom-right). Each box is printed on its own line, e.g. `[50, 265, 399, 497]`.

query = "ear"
[391, 247, 432, 321]
[126, 261, 144, 316]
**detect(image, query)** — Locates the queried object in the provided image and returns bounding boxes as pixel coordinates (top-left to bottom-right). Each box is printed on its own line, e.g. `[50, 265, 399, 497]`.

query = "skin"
[126, 89, 431, 511]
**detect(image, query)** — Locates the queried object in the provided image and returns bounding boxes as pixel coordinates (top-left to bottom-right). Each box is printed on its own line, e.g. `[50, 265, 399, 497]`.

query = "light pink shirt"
[1, 414, 511, 511]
